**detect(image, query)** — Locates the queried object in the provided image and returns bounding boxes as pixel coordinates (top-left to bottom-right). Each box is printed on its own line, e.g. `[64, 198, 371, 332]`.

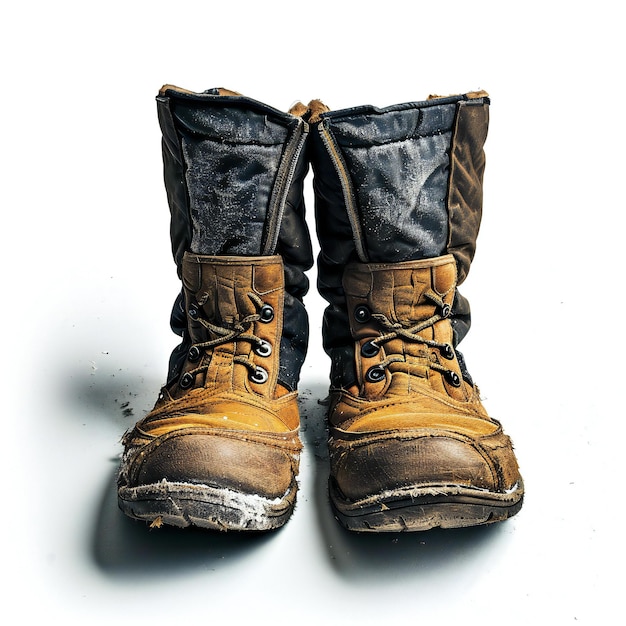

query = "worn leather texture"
[119, 254, 301, 504]
[327, 257, 523, 506]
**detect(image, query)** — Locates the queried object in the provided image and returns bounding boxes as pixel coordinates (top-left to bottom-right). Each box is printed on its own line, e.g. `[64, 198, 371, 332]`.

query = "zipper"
[263, 119, 308, 255]
[318, 122, 369, 262]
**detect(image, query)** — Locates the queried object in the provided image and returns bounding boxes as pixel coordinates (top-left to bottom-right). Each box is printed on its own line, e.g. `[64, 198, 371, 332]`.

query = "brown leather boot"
[309, 91, 523, 531]
[117, 87, 312, 530]
[328, 256, 523, 530]
[118, 255, 302, 530]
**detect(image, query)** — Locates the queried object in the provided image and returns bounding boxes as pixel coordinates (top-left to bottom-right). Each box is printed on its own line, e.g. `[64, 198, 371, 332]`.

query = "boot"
[117, 86, 313, 531]
[308, 91, 524, 531]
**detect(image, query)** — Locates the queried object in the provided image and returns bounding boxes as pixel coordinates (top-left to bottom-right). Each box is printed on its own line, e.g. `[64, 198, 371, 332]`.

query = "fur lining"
[288, 101, 309, 117]
[307, 99, 331, 123]
[158, 85, 242, 97]
[216, 87, 242, 96]
[428, 90, 489, 100]
[159, 84, 195, 96]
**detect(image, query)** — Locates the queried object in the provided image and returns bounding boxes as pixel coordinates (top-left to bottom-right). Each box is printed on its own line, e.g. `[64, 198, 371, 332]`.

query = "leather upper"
[119, 254, 301, 499]
[327, 256, 522, 502]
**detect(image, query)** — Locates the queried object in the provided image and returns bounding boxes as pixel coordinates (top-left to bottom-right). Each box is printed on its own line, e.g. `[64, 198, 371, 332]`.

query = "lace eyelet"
[365, 365, 386, 383]
[250, 366, 269, 384]
[259, 304, 274, 323]
[188, 305, 199, 320]
[179, 372, 195, 389]
[441, 303, 451, 318]
[361, 340, 380, 358]
[444, 370, 461, 387]
[354, 305, 371, 324]
[254, 340, 272, 358]
[440, 344, 455, 360]
[188, 346, 202, 362]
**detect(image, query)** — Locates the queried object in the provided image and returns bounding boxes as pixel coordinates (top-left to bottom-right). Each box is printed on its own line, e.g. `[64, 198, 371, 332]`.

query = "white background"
[2, 1, 623, 624]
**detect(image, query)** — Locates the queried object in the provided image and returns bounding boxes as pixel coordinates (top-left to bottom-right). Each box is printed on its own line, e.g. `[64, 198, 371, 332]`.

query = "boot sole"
[118, 480, 297, 531]
[329, 481, 523, 532]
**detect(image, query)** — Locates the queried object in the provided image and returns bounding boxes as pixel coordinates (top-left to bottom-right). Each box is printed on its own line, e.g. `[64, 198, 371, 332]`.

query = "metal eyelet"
[440, 344, 455, 360]
[361, 340, 380, 358]
[365, 365, 386, 383]
[188, 305, 199, 320]
[444, 370, 461, 387]
[441, 303, 451, 318]
[179, 372, 195, 389]
[254, 340, 272, 358]
[250, 366, 269, 384]
[259, 304, 274, 323]
[354, 305, 371, 324]
[188, 346, 202, 362]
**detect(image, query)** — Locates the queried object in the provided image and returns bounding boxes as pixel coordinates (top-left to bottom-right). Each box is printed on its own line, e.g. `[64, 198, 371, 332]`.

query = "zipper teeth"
[319, 124, 368, 262]
[263, 121, 307, 255]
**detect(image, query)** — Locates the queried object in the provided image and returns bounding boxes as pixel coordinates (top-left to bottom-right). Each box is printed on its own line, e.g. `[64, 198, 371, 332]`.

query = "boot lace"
[359, 289, 462, 388]
[178, 292, 273, 389]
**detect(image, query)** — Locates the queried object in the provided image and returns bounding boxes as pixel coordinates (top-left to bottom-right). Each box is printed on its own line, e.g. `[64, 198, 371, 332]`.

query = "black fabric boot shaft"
[156, 86, 313, 390]
[308, 92, 489, 388]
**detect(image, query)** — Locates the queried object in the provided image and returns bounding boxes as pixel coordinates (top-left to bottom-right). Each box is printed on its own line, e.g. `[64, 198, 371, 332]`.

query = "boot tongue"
[343, 257, 457, 325]
[215, 286, 241, 328]
[207, 265, 262, 327]
[182, 253, 285, 328]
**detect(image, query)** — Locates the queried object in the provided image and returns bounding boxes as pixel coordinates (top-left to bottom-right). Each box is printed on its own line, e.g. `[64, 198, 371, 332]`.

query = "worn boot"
[309, 91, 524, 531]
[117, 86, 312, 531]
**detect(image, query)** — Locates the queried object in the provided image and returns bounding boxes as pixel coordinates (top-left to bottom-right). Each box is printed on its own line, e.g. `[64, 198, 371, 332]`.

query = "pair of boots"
[117, 85, 524, 532]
